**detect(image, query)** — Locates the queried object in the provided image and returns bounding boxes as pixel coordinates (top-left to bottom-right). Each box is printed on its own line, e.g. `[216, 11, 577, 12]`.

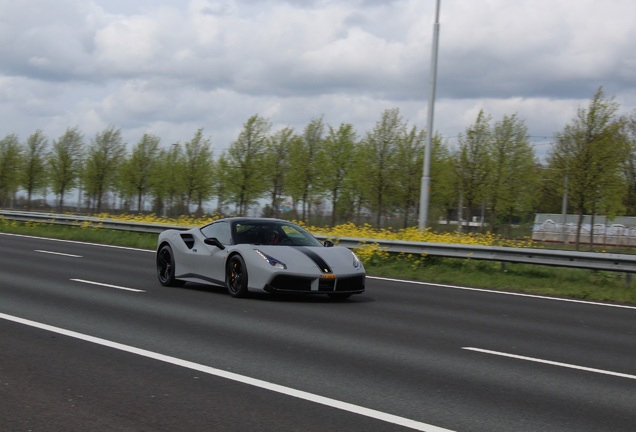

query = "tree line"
[1, 87, 635, 239]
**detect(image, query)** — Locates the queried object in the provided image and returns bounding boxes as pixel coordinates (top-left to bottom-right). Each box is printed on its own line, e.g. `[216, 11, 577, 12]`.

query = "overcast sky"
[2, 0, 635, 160]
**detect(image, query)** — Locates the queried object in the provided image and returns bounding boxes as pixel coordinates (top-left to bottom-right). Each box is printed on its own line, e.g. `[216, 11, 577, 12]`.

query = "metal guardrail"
[333, 237, 636, 274]
[0, 210, 185, 233]
[2, 210, 636, 275]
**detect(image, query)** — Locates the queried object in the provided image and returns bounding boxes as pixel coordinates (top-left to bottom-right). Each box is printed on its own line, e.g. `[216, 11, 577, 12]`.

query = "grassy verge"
[2, 219, 635, 305]
[365, 256, 636, 304]
[0, 221, 158, 249]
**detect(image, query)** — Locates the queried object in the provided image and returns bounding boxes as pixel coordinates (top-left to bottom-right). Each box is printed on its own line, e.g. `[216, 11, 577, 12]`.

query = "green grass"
[365, 256, 636, 304]
[0, 221, 158, 249]
[2, 219, 635, 305]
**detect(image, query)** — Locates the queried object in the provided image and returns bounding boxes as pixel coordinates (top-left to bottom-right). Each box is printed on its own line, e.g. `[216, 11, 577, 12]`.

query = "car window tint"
[280, 224, 323, 246]
[216, 222, 232, 244]
[201, 221, 231, 244]
[233, 223, 258, 244]
[281, 225, 303, 239]
[228, 221, 323, 246]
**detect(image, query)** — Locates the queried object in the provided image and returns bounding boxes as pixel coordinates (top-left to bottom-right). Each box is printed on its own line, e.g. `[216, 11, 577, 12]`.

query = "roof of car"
[215, 217, 291, 224]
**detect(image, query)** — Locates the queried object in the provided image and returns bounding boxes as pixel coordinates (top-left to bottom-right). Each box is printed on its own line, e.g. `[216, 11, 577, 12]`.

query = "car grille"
[267, 275, 313, 292]
[334, 275, 365, 292]
[266, 274, 365, 293]
[318, 277, 335, 291]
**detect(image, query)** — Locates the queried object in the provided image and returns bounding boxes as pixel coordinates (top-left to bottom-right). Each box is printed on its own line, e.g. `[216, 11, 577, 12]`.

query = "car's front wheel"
[226, 255, 249, 298]
[157, 244, 185, 287]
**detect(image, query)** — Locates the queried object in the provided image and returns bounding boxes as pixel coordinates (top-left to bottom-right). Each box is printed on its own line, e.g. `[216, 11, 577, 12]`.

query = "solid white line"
[71, 279, 145, 293]
[369, 276, 636, 310]
[0, 312, 454, 432]
[35, 249, 83, 258]
[462, 347, 636, 380]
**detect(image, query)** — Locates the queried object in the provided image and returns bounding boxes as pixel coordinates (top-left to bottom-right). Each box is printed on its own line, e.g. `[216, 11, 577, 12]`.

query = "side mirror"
[204, 237, 226, 250]
[323, 240, 335, 248]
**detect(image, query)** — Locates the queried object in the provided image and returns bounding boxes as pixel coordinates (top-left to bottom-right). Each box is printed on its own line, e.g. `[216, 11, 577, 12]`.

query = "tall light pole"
[418, 0, 442, 229]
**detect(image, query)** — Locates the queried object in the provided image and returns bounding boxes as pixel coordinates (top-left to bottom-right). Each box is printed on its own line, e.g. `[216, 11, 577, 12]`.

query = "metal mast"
[418, 0, 441, 229]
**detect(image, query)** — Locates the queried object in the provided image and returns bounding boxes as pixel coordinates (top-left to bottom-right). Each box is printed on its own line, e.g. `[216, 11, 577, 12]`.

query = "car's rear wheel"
[226, 255, 249, 298]
[157, 244, 185, 287]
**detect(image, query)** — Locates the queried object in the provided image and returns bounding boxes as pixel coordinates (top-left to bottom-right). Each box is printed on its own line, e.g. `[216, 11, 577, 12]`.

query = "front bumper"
[264, 274, 365, 294]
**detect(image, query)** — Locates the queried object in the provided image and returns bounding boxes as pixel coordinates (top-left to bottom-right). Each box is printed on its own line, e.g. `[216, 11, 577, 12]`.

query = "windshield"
[232, 221, 323, 247]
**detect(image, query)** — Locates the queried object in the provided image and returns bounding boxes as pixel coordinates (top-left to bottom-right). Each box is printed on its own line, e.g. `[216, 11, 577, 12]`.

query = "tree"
[621, 109, 636, 215]
[150, 143, 185, 217]
[214, 152, 232, 215]
[119, 133, 160, 212]
[224, 115, 271, 215]
[547, 87, 630, 249]
[179, 129, 214, 215]
[392, 126, 425, 228]
[454, 110, 492, 230]
[486, 114, 538, 233]
[82, 126, 126, 213]
[0, 134, 22, 208]
[341, 143, 370, 224]
[262, 127, 294, 218]
[286, 117, 325, 222]
[48, 127, 83, 212]
[319, 123, 357, 225]
[20, 130, 49, 209]
[429, 133, 457, 225]
[361, 108, 404, 226]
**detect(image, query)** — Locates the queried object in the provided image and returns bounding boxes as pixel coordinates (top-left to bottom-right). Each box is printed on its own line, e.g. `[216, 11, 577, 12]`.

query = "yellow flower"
[92, 213, 536, 250]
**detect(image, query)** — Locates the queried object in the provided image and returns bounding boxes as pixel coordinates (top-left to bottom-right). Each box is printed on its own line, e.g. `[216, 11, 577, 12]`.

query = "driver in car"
[262, 228, 280, 245]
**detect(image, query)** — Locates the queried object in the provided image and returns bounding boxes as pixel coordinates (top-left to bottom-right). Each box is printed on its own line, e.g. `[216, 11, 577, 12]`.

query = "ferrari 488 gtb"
[156, 217, 365, 299]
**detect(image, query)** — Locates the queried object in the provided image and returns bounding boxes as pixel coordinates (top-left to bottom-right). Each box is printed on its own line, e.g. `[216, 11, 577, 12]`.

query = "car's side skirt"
[176, 273, 226, 288]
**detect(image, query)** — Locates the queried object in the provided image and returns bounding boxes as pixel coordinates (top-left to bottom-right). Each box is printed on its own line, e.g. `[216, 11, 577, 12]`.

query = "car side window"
[201, 221, 232, 245]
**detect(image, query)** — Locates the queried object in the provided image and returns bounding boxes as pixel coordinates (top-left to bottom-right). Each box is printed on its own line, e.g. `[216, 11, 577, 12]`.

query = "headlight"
[351, 251, 362, 269]
[254, 249, 287, 269]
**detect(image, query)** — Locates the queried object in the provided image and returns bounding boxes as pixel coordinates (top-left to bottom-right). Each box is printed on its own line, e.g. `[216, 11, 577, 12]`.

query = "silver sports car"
[156, 217, 365, 299]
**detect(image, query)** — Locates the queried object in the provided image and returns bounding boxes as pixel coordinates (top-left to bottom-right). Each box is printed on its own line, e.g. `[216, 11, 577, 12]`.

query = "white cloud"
[0, 0, 634, 161]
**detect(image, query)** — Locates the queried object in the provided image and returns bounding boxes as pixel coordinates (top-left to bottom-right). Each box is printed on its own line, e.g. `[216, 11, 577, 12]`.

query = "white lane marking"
[35, 249, 83, 258]
[71, 279, 145, 293]
[463, 347, 636, 380]
[369, 276, 636, 310]
[0, 312, 454, 432]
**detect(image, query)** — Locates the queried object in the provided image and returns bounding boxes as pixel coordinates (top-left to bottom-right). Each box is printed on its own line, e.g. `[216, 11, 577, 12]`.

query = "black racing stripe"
[298, 247, 332, 273]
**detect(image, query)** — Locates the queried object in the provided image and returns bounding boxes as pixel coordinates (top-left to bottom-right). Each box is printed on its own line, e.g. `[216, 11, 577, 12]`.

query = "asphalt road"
[1, 232, 635, 432]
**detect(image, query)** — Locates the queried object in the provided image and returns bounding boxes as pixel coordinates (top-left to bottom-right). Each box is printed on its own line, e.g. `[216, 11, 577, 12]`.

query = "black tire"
[226, 255, 249, 298]
[157, 244, 185, 287]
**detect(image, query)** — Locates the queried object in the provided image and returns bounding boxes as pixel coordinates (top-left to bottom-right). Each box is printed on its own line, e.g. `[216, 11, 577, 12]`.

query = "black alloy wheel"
[157, 244, 185, 287]
[226, 255, 249, 298]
